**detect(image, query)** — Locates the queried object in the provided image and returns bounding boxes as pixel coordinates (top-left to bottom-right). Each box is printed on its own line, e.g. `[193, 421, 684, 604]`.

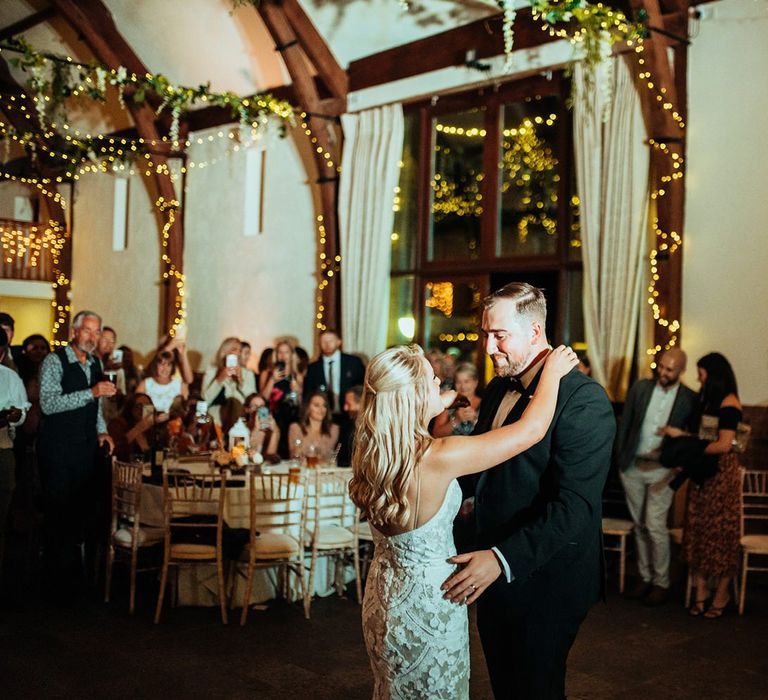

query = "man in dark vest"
[443, 283, 615, 699]
[38, 310, 116, 596]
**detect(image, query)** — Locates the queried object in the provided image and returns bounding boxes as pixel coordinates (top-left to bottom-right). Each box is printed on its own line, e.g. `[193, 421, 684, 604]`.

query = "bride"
[349, 344, 577, 699]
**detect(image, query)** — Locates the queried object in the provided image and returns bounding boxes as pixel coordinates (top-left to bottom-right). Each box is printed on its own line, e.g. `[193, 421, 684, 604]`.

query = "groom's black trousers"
[477, 580, 588, 700]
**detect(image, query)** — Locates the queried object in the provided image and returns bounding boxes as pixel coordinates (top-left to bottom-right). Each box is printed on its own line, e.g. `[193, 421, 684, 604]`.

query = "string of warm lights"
[313, 214, 341, 332]
[156, 196, 186, 336]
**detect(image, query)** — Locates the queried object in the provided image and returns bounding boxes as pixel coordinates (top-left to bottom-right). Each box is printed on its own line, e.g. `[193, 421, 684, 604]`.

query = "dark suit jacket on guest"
[614, 378, 698, 473]
[470, 367, 615, 615]
[303, 353, 365, 408]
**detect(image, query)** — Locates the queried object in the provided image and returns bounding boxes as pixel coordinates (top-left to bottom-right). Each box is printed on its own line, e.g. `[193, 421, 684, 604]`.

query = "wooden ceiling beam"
[281, 0, 348, 99]
[347, 9, 559, 93]
[50, 0, 184, 335]
[0, 7, 57, 42]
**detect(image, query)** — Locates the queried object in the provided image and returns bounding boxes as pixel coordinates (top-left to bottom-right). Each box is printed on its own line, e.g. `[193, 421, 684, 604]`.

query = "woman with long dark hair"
[287, 391, 339, 462]
[661, 352, 742, 618]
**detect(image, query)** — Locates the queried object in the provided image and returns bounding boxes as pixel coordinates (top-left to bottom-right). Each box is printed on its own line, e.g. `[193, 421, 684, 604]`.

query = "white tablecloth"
[140, 462, 356, 607]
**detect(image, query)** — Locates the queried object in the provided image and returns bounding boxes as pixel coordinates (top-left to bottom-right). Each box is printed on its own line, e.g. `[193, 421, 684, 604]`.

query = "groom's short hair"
[482, 282, 547, 325]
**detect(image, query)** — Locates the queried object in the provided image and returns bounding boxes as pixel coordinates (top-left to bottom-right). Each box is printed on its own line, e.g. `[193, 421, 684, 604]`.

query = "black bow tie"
[505, 377, 530, 398]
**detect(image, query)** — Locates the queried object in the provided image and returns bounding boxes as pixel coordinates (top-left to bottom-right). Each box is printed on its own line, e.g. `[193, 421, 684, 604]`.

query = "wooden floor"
[1, 567, 767, 699]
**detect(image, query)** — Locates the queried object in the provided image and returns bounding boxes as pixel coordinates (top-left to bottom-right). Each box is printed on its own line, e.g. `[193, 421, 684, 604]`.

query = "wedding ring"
[469, 584, 477, 591]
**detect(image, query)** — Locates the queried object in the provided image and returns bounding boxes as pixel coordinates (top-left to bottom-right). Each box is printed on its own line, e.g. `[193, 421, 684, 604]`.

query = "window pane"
[497, 96, 561, 257]
[391, 112, 420, 271]
[564, 269, 585, 347]
[423, 279, 482, 366]
[387, 275, 416, 347]
[429, 109, 485, 261]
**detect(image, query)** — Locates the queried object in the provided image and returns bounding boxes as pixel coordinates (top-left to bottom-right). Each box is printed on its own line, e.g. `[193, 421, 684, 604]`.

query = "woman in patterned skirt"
[663, 352, 742, 618]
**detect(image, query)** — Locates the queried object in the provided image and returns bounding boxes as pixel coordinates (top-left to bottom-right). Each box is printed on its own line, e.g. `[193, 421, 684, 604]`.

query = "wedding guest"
[287, 392, 339, 462]
[615, 348, 697, 605]
[0, 313, 18, 372]
[137, 349, 188, 415]
[432, 363, 482, 437]
[17, 334, 51, 384]
[0, 327, 29, 571]
[660, 352, 742, 618]
[260, 340, 302, 457]
[240, 341, 252, 370]
[243, 393, 280, 456]
[38, 310, 116, 596]
[157, 334, 194, 385]
[303, 329, 365, 418]
[203, 337, 257, 426]
[117, 345, 141, 395]
[107, 393, 158, 462]
[337, 385, 363, 467]
[577, 352, 592, 377]
[257, 347, 274, 376]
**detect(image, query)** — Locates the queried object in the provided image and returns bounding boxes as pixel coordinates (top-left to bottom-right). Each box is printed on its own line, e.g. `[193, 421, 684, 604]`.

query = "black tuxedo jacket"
[469, 367, 615, 615]
[303, 353, 366, 406]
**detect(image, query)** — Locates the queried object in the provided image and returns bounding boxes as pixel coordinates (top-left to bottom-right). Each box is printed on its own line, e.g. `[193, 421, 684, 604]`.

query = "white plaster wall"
[183, 125, 317, 371]
[69, 170, 161, 358]
[683, 0, 768, 405]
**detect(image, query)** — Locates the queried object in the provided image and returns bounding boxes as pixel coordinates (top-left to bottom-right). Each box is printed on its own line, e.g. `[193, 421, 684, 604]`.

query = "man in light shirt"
[0, 326, 30, 571]
[615, 348, 698, 605]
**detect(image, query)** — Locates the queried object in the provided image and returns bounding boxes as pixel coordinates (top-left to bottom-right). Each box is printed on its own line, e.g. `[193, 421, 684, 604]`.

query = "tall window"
[388, 73, 584, 377]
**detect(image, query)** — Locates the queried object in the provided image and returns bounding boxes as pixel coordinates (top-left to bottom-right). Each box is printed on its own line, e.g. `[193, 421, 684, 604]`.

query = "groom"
[443, 282, 615, 699]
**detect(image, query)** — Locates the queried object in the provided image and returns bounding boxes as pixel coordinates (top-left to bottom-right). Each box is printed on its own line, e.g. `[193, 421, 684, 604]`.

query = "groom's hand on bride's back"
[441, 550, 501, 606]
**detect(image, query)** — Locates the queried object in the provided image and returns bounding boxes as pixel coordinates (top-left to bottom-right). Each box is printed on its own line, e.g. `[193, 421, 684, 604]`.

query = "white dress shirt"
[635, 382, 680, 460]
[0, 364, 30, 449]
[322, 350, 342, 399]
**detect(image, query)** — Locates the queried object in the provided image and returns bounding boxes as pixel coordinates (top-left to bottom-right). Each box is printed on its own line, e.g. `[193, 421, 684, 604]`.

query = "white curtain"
[339, 104, 404, 360]
[573, 58, 650, 401]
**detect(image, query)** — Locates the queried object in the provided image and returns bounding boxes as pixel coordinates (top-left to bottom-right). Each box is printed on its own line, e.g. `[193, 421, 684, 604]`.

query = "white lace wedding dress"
[362, 479, 469, 699]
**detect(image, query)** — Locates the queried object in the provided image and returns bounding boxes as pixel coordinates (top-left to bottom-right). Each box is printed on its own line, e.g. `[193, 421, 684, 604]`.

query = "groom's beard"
[492, 350, 536, 378]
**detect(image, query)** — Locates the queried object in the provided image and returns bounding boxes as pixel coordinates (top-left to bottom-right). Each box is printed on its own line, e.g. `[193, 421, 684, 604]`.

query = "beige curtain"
[573, 57, 650, 400]
[338, 104, 404, 359]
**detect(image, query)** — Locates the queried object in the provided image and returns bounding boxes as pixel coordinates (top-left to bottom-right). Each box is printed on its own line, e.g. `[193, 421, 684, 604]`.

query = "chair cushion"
[357, 520, 374, 541]
[113, 526, 164, 547]
[602, 518, 634, 534]
[741, 534, 768, 552]
[248, 533, 300, 560]
[170, 543, 217, 559]
[309, 525, 355, 548]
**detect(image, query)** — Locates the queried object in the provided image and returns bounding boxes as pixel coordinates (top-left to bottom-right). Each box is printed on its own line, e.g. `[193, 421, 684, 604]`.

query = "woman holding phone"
[203, 337, 258, 427]
[259, 339, 303, 458]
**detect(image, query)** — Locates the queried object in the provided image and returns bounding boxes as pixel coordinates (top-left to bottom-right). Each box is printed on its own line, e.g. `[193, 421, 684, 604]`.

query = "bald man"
[615, 349, 698, 605]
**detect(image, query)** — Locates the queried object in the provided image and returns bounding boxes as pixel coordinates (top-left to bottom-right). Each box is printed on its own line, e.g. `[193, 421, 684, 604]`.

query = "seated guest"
[203, 337, 257, 426]
[156, 334, 194, 385]
[256, 346, 274, 378]
[137, 349, 188, 415]
[336, 385, 362, 467]
[118, 344, 141, 396]
[243, 393, 280, 456]
[288, 392, 339, 462]
[303, 329, 365, 419]
[260, 339, 303, 457]
[239, 341, 252, 371]
[431, 362, 482, 437]
[108, 393, 160, 462]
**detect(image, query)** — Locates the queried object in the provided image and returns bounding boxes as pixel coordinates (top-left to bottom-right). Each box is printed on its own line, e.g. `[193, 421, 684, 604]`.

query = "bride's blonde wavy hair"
[348, 344, 433, 529]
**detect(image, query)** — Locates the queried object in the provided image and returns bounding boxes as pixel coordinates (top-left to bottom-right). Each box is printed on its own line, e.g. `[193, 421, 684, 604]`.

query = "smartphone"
[275, 360, 286, 372]
[111, 348, 124, 363]
[226, 354, 239, 369]
[195, 400, 208, 417]
[257, 405, 270, 430]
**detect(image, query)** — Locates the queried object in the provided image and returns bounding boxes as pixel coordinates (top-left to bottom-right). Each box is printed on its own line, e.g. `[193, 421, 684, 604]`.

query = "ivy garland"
[0, 35, 295, 160]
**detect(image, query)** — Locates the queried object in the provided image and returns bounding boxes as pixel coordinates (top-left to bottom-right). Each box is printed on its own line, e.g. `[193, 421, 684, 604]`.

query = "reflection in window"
[391, 113, 420, 272]
[498, 97, 560, 257]
[423, 280, 482, 366]
[387, 275, 416, 347]
[429, 109, 485, 261]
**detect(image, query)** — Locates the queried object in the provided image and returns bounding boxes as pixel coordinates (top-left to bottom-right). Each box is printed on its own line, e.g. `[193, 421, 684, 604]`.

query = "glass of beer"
[305, 443, 319, 469]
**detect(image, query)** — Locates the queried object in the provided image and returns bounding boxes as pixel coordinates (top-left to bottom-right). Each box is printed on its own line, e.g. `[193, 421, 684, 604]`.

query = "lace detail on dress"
[362, 479, 469, 700]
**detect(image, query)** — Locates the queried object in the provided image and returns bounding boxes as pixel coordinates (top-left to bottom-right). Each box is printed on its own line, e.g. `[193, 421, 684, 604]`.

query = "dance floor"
[1, 569, 766, 699]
